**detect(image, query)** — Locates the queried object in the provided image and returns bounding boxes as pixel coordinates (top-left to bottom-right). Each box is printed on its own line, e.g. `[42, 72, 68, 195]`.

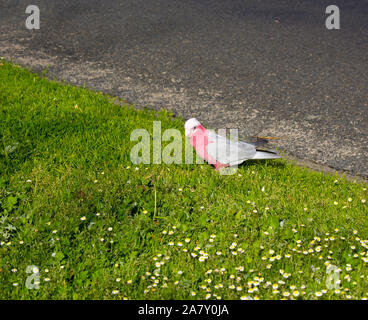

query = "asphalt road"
[1, 0, 367, 178]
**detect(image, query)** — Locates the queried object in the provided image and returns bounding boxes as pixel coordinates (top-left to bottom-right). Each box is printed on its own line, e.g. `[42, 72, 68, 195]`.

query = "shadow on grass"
[242, 159, 288, 169]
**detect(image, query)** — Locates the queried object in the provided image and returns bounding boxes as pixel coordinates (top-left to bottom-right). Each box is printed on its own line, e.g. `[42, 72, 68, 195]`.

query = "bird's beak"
[185, 128, 191, 137]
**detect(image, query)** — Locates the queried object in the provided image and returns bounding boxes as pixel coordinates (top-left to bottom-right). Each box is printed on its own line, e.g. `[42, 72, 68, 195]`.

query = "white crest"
[184, 118, 201, 136]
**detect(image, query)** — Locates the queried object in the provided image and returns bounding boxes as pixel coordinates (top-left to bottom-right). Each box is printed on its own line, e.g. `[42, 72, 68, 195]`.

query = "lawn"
[0, 60, 367, 300]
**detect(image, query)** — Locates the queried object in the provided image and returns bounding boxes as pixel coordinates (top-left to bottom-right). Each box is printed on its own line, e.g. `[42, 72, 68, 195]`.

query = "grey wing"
[206, 132, 256, 165]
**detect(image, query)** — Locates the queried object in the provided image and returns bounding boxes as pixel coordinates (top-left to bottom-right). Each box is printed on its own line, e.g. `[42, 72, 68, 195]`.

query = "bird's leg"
[214, 162, 229, 170]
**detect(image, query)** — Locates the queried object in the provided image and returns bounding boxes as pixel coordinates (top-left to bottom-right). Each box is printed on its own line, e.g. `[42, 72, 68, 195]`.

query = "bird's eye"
[193, 126, 197, 130]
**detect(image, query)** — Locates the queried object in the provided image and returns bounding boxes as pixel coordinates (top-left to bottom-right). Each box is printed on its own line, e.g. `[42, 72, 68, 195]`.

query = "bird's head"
[184, 118, 202, 137]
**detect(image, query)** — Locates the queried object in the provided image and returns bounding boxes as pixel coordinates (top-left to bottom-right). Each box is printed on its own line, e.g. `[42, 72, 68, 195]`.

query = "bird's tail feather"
[251, 150, 281, 160]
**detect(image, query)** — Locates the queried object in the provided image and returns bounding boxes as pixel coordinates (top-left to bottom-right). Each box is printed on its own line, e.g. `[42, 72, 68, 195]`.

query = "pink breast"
[190, 128, 218, 166]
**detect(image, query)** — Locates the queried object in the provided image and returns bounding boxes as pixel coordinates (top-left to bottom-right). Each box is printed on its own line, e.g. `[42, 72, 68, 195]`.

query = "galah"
[184, 118, 281, 170]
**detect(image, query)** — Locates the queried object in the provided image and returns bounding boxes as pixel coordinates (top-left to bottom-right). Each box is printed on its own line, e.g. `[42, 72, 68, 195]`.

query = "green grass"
[0, 60, 367, 300]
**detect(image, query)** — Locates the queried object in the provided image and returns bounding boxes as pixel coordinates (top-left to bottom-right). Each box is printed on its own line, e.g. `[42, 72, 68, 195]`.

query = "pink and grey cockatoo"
[184, 118, 281, 170]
